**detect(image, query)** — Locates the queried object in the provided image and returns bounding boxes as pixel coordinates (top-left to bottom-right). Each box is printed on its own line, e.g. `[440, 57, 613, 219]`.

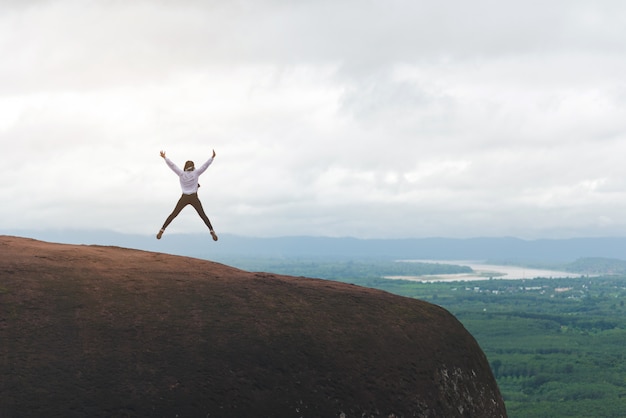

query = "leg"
[189, 194, 218, 241]
[157, 195, 190, 239]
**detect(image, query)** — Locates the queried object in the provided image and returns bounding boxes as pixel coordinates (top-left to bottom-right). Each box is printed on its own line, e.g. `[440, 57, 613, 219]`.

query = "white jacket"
[165, 156, 214, 195]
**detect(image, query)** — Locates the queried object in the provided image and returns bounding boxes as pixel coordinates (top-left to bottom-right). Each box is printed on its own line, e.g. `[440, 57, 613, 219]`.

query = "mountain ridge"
[6, 229, 626, 262]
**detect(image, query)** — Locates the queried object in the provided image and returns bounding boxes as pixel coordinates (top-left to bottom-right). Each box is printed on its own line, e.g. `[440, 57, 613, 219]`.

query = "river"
[385, 260, 583, 283]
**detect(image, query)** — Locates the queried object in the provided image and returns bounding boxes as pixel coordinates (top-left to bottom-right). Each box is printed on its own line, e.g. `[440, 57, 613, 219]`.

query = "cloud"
[2, 0, 626, 239]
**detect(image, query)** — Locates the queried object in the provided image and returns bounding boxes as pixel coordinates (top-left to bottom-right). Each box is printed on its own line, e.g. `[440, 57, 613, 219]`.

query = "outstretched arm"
[195, 149, 216, 175]
[160, 150, 183, 175]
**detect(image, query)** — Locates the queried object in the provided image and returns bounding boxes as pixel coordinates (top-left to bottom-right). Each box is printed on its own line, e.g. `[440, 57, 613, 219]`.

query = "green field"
[221, 257, 626, 418]
[381, 276, 626, 418]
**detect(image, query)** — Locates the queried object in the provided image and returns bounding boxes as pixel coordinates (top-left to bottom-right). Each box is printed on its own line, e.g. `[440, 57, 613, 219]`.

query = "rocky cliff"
[0, 236, 506, 417]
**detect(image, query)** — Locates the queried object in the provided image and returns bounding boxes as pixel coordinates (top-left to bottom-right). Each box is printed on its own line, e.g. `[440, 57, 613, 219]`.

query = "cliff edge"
[0, 236, 506, 417]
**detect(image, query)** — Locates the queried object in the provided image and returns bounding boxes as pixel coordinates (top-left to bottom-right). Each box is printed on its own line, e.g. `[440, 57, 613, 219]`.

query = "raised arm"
[160, 150, 183, 175]
[195, 149, 216, 176]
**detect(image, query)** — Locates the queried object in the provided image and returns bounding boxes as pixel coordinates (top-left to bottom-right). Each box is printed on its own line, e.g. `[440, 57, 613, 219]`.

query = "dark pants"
[162, 193, 214, 231]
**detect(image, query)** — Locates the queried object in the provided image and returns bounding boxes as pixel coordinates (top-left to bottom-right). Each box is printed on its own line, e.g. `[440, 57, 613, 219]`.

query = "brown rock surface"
[0, 235, 506, 417]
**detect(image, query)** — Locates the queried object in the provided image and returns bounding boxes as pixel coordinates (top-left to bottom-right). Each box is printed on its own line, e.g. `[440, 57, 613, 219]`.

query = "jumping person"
[157, 150, 218, 241]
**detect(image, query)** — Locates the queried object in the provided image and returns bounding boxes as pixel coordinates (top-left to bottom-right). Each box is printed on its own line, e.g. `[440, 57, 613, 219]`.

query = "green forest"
[221, 257, 626, 418]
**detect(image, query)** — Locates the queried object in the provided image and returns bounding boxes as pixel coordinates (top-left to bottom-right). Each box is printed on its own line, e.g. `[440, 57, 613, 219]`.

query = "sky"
[2, 0, 626, 239]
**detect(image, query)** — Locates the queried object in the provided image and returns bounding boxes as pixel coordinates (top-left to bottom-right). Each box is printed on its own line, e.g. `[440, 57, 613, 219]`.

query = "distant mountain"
[4, 228, 626, 262]
[0, 236, 506, 417]
[565, 257, 626, 275]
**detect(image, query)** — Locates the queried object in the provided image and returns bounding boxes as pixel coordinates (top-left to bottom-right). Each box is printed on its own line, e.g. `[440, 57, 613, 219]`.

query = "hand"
[212, 149, 216, 158]
[160, 150, 166, 159]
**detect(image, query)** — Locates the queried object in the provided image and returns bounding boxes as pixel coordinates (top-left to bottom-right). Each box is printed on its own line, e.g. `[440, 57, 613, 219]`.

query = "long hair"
[184, 161, 195, 171]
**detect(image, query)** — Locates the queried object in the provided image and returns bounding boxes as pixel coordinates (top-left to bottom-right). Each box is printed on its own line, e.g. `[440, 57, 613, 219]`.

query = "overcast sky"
[2, 0, 626, 239]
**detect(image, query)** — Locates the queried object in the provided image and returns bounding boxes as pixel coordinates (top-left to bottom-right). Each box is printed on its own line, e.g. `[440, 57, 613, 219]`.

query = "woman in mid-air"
[157, 150, 218, 241]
